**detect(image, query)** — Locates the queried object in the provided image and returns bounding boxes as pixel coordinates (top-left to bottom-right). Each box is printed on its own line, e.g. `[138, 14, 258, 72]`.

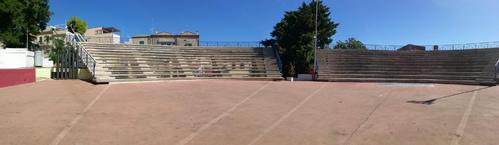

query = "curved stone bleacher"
[317, 48, 499, 85]
[81, 43, 283, 83]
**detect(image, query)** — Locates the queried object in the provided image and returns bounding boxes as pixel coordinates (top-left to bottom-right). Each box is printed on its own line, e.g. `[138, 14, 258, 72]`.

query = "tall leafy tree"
[0, 0, 51, 49]
[48, 39, 65, 62]
[66, 16, 87, 34]
[268, 0, 338, 77]
[334, 38, 367, 50]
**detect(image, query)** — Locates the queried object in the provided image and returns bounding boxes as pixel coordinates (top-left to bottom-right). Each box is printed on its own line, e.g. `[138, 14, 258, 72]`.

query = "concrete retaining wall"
[0, 68, 36, 88]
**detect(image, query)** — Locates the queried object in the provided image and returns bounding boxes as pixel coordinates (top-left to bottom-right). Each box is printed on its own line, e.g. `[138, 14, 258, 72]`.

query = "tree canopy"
[265, 1, 338, 77]
[0, 0, 51, 49]
[334, 38, 367, 50]
[48, 39, 65, 62]
[66, 16, 87, 34]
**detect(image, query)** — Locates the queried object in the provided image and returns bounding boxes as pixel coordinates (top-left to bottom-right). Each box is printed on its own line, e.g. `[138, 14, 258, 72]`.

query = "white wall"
[42, 57, 53, 67]
[112, 33, 120, 44]
[0, 48, 34, 68]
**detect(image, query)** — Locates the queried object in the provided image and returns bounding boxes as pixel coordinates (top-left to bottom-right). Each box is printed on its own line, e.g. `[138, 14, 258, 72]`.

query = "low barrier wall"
[0, 48, 34, 68]
[0, 68, 36, 88]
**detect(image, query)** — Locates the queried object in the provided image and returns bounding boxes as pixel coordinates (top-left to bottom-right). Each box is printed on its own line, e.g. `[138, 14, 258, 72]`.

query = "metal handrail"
[66, 31, 97, 80]
[327, 41, 499, 51]
[272, 46, 283, 73]
[199, 41, 262, 48]
[495, 59, 499, 82]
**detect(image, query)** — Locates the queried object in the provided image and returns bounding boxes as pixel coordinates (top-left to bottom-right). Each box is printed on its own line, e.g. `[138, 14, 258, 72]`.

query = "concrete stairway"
[317, 49, 499, 85]
[80, 43, 283, 83]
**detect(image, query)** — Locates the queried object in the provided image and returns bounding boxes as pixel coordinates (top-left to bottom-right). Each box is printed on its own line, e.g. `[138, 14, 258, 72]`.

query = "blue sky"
[48, 0, 499, 45]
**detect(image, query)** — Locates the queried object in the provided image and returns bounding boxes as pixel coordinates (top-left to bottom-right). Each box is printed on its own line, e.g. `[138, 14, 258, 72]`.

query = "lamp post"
[26, 29, 29, 49]
[313, 0, 319, 80]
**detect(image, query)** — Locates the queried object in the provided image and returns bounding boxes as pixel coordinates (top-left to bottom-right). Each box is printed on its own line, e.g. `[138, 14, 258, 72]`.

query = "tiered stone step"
[81, 43, 283, 83]
[317, 49, 499, 85]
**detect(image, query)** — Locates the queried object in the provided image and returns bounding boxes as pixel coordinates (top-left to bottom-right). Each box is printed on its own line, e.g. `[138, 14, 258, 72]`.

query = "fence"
[199, 41, 499, 51]
[435, 41, 499, 50]
[52, 45, 81, 80]
[199, 41, 262, 48]
[329, 41, 499, 51]
[52, 31, 97, 80]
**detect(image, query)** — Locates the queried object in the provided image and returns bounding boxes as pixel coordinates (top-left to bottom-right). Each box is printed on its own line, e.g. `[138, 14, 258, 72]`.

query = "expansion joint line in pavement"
[343, 90, 392, 145]
[450, 86, 480, 145]
[49, 84, 111, 145]
[247, 83, 328, 145]
[174, 82, 272, 145]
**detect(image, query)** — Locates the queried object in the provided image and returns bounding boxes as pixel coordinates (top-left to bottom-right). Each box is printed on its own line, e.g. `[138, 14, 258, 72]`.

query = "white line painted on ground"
[450, 86, 479, 145]
[110, 79, 206, 85]
[247, 83, 327, 145]
[49, 84, 111, 145]
[110, 80, 165, 85]
[174, 82, 272, 145]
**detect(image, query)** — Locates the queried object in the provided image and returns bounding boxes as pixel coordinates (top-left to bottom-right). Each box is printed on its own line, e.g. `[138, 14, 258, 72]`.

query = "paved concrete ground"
[0, 80, 498, 145]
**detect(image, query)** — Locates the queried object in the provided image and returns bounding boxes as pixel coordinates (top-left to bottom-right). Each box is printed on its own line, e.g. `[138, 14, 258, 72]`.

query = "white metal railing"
[327, 41, 499, 51]
[273, 46, 283, 73]
[66, 31, 97, 80]
[495, 59, 499, 82]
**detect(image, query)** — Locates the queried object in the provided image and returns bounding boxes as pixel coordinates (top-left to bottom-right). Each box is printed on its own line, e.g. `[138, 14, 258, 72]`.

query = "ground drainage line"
[49, 84, 111, 145]
[342, 90, 392, 145]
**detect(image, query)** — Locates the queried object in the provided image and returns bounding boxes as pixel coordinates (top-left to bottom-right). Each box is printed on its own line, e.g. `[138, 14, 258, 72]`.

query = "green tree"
[0, 0, 51, 49]
[267, 1, 338, 77]
[285, 62, 296, 78]
[66, 16, 87, 34]
[260, 39, 277, 48]
[334, 38, 367, 50]
[48, 39, 65, 62]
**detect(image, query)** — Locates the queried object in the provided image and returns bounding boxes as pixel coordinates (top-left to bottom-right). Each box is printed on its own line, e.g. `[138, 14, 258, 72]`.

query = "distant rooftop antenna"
[151, 18, 158, 34]
[185, 25, 191, 32]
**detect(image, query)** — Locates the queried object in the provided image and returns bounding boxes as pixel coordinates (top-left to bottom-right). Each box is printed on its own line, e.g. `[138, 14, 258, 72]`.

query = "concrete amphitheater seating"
[317, 48, 499, 85]
[80, 43, 283, 83]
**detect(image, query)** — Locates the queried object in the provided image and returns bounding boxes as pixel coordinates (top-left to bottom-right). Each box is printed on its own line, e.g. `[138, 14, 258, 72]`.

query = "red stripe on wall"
[0, 68, 36, 88]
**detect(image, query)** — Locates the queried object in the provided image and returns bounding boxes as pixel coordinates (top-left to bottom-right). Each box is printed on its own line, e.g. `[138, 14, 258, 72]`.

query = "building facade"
[85, 27, 120, 44]
[35, 26, 68, 51]
[131, 32, 199, 46]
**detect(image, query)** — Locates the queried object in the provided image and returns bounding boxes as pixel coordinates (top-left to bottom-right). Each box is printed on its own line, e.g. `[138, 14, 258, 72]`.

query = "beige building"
[131, 32, 199, 46]
[36, 26, 68, 50]
[85, 27, 120, 44]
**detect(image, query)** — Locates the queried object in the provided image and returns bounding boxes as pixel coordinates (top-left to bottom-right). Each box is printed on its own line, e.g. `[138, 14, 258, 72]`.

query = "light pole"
[313, 0, 319, 80]
[26, 29, 29, 49]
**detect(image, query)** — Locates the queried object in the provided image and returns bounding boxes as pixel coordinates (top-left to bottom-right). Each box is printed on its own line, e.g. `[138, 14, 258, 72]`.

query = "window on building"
[184, 43, 192, 46]
[139, 41, 145, 45]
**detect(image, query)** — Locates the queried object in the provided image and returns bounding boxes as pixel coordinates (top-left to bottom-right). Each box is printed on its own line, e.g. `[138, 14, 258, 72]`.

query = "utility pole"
[313, 0, 319, 80]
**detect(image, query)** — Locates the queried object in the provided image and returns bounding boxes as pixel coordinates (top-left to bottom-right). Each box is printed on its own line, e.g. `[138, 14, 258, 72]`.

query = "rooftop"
[132, 31, 199, 38]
